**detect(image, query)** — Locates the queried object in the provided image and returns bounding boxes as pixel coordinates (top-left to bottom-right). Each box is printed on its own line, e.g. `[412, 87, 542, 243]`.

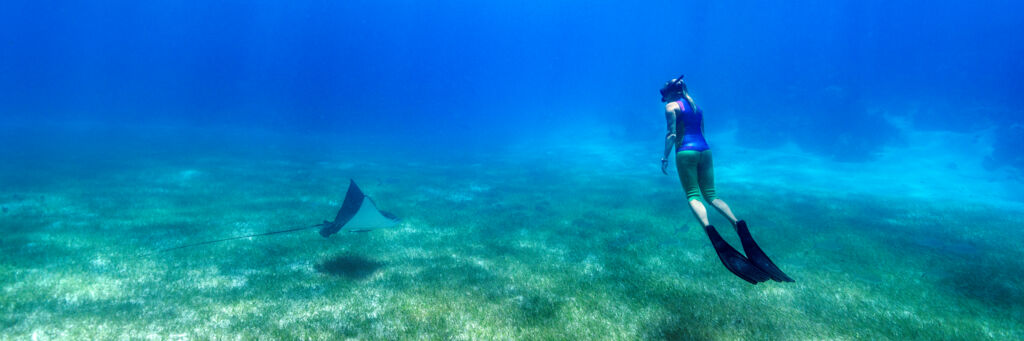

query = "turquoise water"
[2, 124, 1022, 339]
[2, 1, 1024, 339]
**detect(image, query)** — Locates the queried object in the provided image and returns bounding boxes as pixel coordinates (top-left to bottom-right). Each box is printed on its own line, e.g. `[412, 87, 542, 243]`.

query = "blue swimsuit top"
[675, 99, 709, 152]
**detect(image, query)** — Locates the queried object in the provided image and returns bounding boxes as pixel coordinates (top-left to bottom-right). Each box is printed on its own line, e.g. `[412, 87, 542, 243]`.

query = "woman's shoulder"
[665, 101, 680, 111]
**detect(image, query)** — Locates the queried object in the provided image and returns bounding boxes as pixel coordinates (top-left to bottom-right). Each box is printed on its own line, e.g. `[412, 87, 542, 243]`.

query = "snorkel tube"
[660, 74, 686, 102]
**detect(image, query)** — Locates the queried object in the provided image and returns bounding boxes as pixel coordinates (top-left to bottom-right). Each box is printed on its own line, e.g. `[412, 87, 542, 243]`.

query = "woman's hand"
[661, 158, 670, 175]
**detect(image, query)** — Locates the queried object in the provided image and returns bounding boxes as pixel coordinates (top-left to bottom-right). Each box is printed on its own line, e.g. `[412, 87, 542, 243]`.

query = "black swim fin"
[736, 220, 794, 282]
[704, 225, 770, 284]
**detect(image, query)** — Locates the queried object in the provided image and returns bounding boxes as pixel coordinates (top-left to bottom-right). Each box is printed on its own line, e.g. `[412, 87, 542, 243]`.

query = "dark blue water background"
[1, 1, 1022, 164]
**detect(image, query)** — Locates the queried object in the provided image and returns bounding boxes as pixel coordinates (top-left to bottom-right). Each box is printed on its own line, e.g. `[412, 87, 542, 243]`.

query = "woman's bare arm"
[661, 102, 678, 174]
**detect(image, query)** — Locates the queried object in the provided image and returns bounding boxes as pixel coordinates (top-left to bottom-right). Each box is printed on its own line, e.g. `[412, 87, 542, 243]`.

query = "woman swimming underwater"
[659, 75, 794, 284]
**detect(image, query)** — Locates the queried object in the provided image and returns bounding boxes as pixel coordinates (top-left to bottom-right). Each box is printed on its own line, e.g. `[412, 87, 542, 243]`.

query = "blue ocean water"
[2, 1, 1024, 339]
[4, 1, 1020, 156]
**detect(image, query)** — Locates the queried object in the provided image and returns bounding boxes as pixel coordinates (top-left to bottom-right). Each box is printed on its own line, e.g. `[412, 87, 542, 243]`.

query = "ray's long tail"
[156, 223, 325, 253]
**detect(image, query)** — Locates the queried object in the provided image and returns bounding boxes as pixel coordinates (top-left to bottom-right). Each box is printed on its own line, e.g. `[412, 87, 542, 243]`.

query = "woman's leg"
[697, 150, 740, 229]
[688, 199, 711, 227]
[676, 150, 711, 226]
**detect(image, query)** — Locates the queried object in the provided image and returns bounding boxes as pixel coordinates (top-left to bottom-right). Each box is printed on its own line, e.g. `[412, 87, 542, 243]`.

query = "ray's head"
[660, 74, 687, 102]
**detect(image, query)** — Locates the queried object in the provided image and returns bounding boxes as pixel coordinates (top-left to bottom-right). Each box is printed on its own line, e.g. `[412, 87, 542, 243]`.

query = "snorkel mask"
[660, 74, 686, 102]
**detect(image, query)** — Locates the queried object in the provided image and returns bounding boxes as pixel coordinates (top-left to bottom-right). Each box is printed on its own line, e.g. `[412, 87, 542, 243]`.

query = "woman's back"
[675, 99, 709, 152]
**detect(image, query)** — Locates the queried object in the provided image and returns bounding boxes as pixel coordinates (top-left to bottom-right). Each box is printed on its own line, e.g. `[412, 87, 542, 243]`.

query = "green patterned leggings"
[675, 150, 718, 202]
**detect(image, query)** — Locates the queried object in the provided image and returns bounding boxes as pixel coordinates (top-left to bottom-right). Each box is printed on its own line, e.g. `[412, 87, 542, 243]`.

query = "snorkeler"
[659, 75, 793, 284]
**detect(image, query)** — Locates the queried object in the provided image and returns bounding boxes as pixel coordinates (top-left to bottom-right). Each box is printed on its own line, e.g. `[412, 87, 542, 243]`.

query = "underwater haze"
[2, 1, 1024, 339]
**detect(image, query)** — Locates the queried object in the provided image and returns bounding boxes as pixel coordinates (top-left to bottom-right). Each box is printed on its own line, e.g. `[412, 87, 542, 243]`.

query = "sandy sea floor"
[2, 125, 1023, 340]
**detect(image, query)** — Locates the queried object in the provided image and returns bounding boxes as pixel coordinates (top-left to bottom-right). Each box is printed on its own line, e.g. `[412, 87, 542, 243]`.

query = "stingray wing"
[319, 180, 400, 237]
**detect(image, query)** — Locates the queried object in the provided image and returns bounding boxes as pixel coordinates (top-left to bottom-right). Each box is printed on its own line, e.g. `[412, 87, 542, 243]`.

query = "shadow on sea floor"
[316, 254, 384, 280]
[938, 262, 1024, 309]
